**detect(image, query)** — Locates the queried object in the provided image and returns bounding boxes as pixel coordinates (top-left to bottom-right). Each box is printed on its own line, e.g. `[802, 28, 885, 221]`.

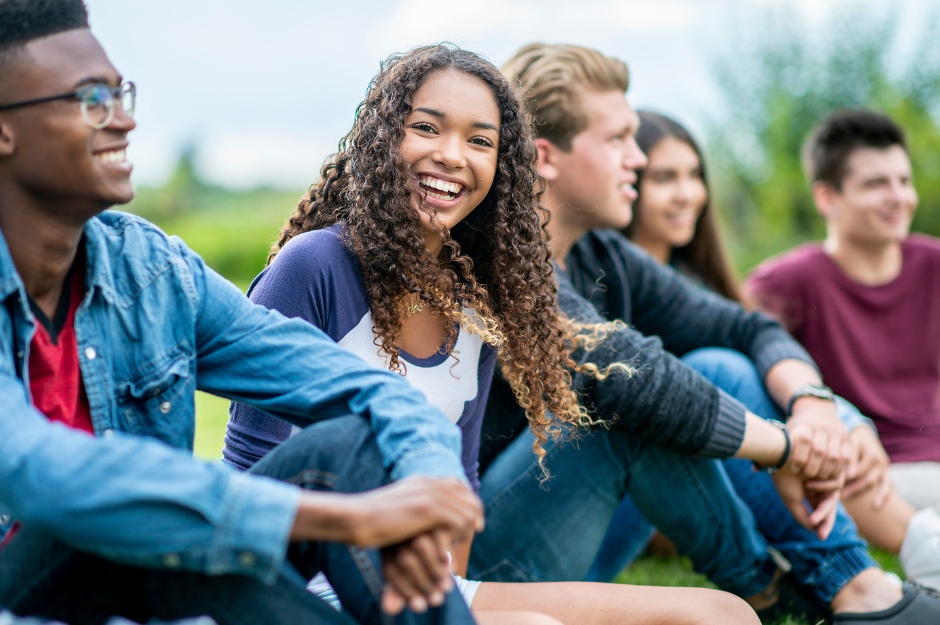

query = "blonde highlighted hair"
[502, 43, 630, 150]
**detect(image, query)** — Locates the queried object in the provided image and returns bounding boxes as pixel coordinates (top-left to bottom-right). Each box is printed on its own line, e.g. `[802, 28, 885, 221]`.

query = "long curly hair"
[271, 44, 626, 474]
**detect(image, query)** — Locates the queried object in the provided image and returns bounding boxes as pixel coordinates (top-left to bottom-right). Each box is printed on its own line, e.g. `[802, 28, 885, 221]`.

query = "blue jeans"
[0, 415, 475, 625]
[471, 348, 876, 604]
[469, 411, 778, 596]
[588, 349, 877, 601]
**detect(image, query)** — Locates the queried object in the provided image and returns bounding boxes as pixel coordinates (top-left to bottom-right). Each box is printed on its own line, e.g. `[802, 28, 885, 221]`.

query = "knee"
[682, 348, 769, 406]
[679, 590, 760, 625]
[682, 348, 756, 379]
[251, 414, 382, 486]
[474, 610, 564, 625]
[707, 591, 760, 625]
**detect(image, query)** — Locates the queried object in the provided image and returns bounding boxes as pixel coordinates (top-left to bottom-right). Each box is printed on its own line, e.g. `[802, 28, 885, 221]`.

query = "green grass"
[193, 401, 903, 624]
[615, 551, 902, 625]
[193, 391, 232, 460]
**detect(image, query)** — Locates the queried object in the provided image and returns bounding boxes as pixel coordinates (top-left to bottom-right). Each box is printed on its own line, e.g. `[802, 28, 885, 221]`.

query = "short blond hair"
[503, 43, 630, 150]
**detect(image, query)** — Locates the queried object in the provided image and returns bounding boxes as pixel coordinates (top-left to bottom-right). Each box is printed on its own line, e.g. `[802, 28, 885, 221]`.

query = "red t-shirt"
[27, 260, 94, 434]
[746, 235, 940, 463]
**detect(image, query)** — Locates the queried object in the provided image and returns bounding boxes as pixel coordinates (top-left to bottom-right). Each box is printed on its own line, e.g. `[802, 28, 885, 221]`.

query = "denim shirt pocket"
[116, 352, 196, 449]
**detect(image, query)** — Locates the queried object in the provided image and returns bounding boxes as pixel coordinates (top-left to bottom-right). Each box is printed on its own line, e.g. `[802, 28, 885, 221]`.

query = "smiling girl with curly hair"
[224, 44, 757, 625]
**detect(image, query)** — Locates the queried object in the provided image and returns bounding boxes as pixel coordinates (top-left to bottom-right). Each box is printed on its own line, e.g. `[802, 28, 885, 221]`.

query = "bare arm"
[289, 476, 481, 546]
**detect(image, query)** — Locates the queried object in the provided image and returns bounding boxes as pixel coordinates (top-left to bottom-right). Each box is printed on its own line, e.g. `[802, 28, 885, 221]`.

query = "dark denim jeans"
[470, 348, 876, 605]
[469, 409, 779, 596]
[0, 415, 475, 625]
[586, 349, 878, 602]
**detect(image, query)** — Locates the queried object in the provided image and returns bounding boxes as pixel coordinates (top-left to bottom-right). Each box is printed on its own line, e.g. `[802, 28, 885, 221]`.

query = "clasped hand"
[772, 399, 852, 540]
[345, 476, 483, 615]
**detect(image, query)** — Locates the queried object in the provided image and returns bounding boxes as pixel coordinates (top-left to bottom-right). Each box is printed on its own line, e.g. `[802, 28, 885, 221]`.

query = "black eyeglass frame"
[0, 81, 136, 129]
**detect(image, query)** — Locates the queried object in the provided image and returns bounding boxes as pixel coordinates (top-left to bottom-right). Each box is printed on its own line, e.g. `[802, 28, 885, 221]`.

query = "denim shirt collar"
[82, 216, 119, 305]
[0, 222, 24, 305]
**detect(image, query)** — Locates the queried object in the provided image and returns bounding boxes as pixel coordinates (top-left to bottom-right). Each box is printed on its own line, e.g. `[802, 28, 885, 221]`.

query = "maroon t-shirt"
[746, 235, 940, 463]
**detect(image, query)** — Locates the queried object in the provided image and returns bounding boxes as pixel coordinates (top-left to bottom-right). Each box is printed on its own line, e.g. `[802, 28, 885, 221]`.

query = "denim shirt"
[0, 211, 466, 584]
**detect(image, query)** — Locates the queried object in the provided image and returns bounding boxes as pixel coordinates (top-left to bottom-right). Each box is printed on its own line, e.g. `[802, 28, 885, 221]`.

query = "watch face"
[788, 384, 835, 415]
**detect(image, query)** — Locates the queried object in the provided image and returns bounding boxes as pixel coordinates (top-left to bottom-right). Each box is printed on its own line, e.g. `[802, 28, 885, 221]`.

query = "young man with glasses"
[0, 1, 481, 623]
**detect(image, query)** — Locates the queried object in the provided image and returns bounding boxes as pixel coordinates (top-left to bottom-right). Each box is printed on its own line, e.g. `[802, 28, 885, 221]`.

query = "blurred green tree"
[124, 143, 304, 286]
[707, 3, 940, 271]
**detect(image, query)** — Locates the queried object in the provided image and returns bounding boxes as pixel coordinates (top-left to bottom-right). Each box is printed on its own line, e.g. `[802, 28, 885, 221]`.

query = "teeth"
[419, 175, 462, 196]
[95, 149, 126, 163]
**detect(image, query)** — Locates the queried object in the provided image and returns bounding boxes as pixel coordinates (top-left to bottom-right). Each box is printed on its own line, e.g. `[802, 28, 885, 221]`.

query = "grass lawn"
[193, 396, 903, 625]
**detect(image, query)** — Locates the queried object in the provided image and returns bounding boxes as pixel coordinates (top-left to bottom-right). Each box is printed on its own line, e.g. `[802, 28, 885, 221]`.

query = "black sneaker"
[832, 581, 940, 624]
[754, 571, 831, 624]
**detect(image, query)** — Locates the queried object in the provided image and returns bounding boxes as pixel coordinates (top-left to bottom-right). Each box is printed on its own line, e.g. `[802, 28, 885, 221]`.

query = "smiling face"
[632, 136, 707, 255]
[541, 89, 646, 233]
[0, 28, 135, 222]
[818, 145, 917, 248]
[399, 68, 500, 252]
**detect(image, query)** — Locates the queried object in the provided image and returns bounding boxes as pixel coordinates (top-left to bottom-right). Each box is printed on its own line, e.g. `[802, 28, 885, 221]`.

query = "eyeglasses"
[0, 81, 136, 129]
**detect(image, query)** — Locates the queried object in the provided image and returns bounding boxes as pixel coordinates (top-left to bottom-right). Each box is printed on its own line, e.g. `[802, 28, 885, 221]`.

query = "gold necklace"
[405, 293, 424, 317]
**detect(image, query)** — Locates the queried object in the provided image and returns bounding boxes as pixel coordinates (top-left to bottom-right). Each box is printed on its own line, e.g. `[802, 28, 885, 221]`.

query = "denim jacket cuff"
[390, 446, 468, 486]
[835, 396, 877, 434]
[208, 471, 300, 585]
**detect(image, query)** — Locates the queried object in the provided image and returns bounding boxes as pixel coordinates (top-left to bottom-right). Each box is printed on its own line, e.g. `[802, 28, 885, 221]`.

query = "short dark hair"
[802, 109, 907, 190]
[0, 0, 89, 81]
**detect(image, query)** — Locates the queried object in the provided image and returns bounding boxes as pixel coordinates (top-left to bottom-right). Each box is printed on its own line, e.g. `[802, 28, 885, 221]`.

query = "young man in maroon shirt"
[747, 108, 940, 589]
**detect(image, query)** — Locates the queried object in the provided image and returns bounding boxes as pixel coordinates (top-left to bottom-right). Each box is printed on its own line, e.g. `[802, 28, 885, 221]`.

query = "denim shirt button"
[238, 552, 257, 567]
[16, 351, 23, 359]
[159, 401, 172, 414]
[84, 347, 97, 360]
[101, 429, 114, 438]
[0, 515, 10, 525]
[162, 553, 181, 568]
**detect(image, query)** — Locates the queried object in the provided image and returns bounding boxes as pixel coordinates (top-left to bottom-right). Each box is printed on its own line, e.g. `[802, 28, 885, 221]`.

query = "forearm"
[734, 411, 788, 467]
[290, 490, 365, 544]
[763, 358, 826, 415]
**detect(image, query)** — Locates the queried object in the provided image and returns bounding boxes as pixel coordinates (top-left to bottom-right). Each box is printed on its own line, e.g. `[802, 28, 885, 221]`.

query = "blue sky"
[86, 0, 930, 189]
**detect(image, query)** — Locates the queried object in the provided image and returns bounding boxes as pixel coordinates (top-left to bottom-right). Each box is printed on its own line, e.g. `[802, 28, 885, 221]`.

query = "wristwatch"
[787, 383, 835, 416]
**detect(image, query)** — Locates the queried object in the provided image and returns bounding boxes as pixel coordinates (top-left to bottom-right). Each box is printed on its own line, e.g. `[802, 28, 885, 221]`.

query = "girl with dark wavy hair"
[622, 110, 741, 302]
[224, 44, 758, 625]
